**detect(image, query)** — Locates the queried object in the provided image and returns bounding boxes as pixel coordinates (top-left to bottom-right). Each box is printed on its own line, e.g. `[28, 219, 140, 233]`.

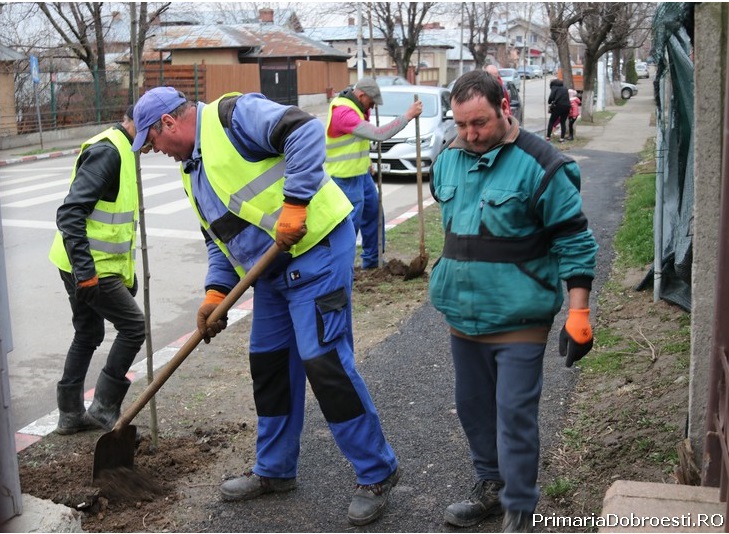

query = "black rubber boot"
[84, 370, 131, 431]
[55, 382, 95, 435]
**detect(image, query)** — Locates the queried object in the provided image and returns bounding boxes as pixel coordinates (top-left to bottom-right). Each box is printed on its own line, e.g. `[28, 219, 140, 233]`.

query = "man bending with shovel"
[132, 87, 400, 526]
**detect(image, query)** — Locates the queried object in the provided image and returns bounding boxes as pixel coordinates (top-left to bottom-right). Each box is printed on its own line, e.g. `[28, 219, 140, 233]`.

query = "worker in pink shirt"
[324, 78, 422, 268]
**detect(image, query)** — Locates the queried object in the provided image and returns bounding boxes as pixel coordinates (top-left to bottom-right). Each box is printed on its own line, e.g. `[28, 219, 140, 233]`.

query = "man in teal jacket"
[429, 70, 598, 532]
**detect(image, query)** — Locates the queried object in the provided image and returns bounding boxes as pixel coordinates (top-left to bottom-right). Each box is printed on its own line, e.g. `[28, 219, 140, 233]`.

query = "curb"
[0, 147, 80, 167]
[13, 197, 436, 452]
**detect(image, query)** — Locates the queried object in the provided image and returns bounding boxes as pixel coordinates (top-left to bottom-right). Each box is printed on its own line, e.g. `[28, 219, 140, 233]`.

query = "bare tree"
[575, 2, 654, 121]
[127, 2, 171, 104]
[368, 2, 437, 77]
[36, 3, 112, 92]
[544, 2, 582, 91]
[462, 2, 499, 69]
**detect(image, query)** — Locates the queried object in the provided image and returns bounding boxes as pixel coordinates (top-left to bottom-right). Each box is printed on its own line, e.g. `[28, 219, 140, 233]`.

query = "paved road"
[182, 82, 656, 532]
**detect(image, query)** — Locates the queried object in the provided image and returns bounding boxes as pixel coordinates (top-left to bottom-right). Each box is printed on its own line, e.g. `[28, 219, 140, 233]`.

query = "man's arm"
[330, 103, 422, 142]
[56, 142, 120, 282]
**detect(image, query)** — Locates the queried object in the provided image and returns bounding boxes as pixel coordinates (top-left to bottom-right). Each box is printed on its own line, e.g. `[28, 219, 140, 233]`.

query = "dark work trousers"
[451, 335, 545, 514]
[332, 172, 385, 269]
[547, 106, 570, 140]
[58, 270, 145, 387]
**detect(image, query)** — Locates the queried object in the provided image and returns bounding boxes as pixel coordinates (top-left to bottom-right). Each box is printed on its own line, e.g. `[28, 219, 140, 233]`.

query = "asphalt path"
[186, 141, 640, 532]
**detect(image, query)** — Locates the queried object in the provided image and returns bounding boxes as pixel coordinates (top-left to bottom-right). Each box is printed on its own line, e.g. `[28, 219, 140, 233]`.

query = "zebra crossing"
[0, 161, 201, 240]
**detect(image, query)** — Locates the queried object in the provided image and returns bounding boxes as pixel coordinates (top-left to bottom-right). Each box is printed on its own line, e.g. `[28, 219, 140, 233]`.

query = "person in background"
[484, 64, 511, 112]
[132, 86, 400, 526]
[567, 88, 581, 141]
[49, 105, 145, 434]
[428, 70, 598, 532]
[546, 78, 570, 143]
[325, 77, 422, 268]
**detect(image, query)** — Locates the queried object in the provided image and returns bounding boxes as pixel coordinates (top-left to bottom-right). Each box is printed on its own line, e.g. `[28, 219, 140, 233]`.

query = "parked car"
[374, 75, 411, 86]
[528, 65, 543, 78]
[499, 68, 520, 84]
[635, 62, 650, 79]
[369, 85, 456, 177]
[516, 66, 533, 79]
[621, 81, 638, 99]
[505, 81, 523, 123]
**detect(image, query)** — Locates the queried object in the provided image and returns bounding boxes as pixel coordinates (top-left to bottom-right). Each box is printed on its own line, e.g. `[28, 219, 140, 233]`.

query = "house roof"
[0, 44, 25, 62]
[150, 23, 350, 60]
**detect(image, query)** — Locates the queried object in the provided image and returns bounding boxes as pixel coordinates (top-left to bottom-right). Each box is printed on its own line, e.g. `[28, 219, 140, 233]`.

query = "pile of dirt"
[18, 423, 251, 532]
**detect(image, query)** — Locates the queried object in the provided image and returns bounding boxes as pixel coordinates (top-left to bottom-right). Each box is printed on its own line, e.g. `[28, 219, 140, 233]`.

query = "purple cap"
[131, 87, 187, 151]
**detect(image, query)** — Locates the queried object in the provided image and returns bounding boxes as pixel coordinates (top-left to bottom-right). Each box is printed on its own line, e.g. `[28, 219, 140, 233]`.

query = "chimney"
[348, 17, 355, 26]
[259, 8, 274, 24]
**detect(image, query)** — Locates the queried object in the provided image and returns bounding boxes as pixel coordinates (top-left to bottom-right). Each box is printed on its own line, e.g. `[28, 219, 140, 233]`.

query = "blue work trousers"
[248, 219, 397, 484]
[332, 172, 385, 268]
[58, 270, 145, 386]
[451, 335, 545, 513]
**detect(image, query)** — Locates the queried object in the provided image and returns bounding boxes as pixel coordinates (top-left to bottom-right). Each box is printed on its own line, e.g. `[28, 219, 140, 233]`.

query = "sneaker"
[567, 136, 574, 141]
[559, 138, 565, 143]
[347, 467, 401, 526]
[545, 137, 551, 141]
[444, 479, 504, 527]
[502, 510, 534, 532]
[220, 470, 297, 501]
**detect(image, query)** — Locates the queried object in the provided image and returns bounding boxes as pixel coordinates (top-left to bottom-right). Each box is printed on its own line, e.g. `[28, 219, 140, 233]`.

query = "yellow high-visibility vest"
[49, 127, 138, 287]
[324, 97, 371, 177]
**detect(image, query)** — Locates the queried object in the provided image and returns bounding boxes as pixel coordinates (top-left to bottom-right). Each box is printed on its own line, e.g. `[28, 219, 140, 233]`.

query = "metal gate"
[259, 60, 298, 106]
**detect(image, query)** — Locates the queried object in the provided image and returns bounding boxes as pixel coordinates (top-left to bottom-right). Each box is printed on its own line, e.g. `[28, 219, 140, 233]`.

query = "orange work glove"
[75, 274, 99, 304]
[559, 308, 593, 367]
[275, 202, 307, 251]
[197, 289, 228, 344]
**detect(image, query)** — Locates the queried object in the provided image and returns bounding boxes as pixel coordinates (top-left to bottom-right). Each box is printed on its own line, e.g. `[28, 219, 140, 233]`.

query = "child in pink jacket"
[567, 89, 581, 141]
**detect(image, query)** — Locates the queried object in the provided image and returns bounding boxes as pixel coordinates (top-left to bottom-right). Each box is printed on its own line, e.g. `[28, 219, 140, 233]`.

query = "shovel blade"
[92, 424, 137, 484]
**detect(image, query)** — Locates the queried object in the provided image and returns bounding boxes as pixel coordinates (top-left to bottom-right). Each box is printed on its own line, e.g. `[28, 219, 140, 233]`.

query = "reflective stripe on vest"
[48, 127, 138, 287]
[324, 97, 371, 177]
[181, 93, 353, 275]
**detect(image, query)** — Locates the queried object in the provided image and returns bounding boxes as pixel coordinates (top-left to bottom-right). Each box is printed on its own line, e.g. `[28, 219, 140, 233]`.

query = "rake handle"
[414, 95, 426, 257]
[111, 242, 281, 433]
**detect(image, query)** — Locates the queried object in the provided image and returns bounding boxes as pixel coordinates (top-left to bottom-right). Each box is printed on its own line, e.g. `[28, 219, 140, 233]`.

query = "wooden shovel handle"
[112, 242, 281, 432]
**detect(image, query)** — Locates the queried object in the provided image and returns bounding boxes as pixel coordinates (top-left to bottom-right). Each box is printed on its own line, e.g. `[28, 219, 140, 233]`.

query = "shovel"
[92, 242, 281, 483]
[404, 94, 429, 280]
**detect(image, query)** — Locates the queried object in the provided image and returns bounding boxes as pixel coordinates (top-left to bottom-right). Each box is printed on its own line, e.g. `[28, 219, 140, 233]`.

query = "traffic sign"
[30, 55, 40, 84]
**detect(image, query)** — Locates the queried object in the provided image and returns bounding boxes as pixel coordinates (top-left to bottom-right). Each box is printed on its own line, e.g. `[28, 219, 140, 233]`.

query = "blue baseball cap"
[132, 87, 187, 151]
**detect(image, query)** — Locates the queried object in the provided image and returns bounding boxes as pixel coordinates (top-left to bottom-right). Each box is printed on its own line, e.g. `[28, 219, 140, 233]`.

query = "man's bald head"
[484, 65, 500, 77]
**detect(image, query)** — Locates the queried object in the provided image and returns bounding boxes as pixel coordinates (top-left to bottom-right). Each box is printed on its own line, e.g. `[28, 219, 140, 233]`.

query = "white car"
[369, 85, 456, 177]
[635, 62, 650, 79]
[621, 81, 638, 100]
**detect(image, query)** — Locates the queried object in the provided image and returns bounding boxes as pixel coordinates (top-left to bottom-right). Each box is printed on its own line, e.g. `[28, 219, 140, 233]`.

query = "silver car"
[369, 85, 456, 177]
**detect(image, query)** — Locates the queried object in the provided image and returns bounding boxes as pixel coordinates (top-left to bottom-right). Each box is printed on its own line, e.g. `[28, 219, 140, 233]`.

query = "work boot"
[55, 382, 95, 435]
[444, 479, 504, 527]
[502, 510, 534, 532]
[219, 470, 297, 501]
[347, 467, 400, 526]
[83, 370, 131, 431]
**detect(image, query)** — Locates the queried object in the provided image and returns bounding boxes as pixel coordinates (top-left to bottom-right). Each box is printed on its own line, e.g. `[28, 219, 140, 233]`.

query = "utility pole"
[458, 3, 464, 77]
[356, 3, 364, 79]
